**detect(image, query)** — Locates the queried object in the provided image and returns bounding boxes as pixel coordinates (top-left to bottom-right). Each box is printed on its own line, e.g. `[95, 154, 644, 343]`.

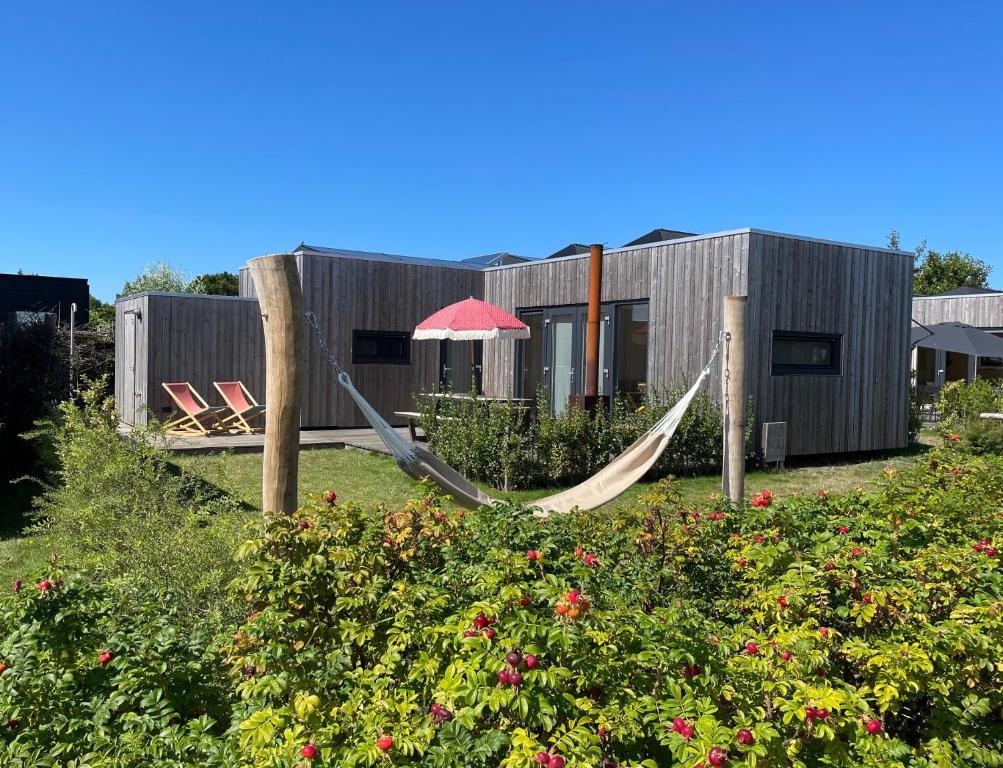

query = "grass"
[2, 433, 936, 585]
[180, 437, 934, 514]
[0, 475, 49, 584]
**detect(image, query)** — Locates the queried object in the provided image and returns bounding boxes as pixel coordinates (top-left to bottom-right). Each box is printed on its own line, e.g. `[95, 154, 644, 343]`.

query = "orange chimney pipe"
[584, 243, 604, 398]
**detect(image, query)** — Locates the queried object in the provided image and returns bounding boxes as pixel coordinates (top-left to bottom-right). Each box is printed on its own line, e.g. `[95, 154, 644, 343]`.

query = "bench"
[979, 413, 1003, 421]
[394, 411, 425, 442]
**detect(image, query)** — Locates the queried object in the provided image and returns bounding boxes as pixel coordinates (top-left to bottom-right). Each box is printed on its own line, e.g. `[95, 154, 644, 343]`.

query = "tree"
[187, 272, 239, 296]
[913, 241, 991, 296]
[119, 260, 187, 298]
[886, 229, 901, 250]
[88, 295, 116, 328]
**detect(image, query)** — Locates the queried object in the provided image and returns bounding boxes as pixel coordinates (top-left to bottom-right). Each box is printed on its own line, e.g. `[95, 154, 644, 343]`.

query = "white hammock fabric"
[331, 333, 722, 516]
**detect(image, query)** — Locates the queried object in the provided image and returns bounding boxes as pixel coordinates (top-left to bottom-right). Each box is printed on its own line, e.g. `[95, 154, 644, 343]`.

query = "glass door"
[517, 311, 546, 398]
[549, 311, 577, 415]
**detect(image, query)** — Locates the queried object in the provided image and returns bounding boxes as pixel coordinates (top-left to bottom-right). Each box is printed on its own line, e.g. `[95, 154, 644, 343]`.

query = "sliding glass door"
[549, 311, 577, 415]
[517, 300, 649, 413]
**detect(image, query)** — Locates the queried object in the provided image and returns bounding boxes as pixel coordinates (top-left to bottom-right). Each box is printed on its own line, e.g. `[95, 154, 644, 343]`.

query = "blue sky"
[2, 2, 1001, 301]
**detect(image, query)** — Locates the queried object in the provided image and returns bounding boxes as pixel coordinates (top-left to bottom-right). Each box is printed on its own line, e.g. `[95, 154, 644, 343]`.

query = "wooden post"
[248, 253, 304, 514]
[722, 295, 747, 503]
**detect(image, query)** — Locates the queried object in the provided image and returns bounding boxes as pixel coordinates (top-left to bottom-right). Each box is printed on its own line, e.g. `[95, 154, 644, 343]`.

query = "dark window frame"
[771, 330, 842, 376]
[514, 298, 650, 403]
[351, 329, 412, 365]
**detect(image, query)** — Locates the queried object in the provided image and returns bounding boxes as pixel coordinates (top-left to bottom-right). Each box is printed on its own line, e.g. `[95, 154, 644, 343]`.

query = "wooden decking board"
[120, 426, 409, 456]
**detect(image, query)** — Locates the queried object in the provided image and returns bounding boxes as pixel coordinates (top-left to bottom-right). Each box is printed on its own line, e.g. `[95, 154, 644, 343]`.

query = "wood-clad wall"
[300, 254, 483, 426]
[238, 267, 254, 298]
[115, 293, 265, 427]
[912, 294, 1003, 328]
[647, 234, 750, 401]
[481, 234, 748, 406]
[481, 246, 653, 395]
[120, 234, 913, 454]
[482, 231, 911, 456]
[747, 233, 913, 455]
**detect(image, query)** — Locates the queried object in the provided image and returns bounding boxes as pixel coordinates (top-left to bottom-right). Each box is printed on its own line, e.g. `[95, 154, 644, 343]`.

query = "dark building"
[0, 273, 89, 326]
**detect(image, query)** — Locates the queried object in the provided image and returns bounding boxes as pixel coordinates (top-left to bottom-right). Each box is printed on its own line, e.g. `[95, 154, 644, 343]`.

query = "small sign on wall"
[762, 422, 787, 467]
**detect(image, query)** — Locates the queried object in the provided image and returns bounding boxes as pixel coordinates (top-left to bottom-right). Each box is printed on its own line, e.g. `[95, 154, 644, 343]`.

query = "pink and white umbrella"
[413, 297, 530, 341]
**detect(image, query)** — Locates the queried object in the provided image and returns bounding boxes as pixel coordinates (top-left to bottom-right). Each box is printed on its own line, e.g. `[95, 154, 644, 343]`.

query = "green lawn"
[2, 436, 934, 585]
[185, 439, 933, 514]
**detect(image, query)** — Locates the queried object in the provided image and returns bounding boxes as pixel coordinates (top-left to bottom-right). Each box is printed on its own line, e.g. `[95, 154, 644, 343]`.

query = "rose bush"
[0, 574, 232, 766]
[2, 443, 1001, 766]
[226, 448, 1002, 767]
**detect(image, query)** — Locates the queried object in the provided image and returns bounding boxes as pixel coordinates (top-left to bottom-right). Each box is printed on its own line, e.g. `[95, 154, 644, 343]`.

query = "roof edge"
[114, 291, 259, 304]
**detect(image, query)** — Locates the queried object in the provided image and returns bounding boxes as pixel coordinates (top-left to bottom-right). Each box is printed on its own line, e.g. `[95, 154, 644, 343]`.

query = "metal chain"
[305, 310, 345, 375]
[723, 328, 731, 420]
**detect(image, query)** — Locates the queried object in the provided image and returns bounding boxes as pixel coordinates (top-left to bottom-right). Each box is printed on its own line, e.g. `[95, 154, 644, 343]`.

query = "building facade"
[117, 228, 913, 456]
[912, 288, 1003, 387]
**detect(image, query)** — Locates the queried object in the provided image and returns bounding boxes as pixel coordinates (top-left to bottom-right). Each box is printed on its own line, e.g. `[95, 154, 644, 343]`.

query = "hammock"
[307, 312, 721, 517]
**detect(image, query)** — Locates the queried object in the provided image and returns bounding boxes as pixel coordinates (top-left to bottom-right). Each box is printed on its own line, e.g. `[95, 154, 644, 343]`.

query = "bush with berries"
[2, 443, 1002, 766]
[0, 575, 232, 765]
[226, 447, 1002, 767]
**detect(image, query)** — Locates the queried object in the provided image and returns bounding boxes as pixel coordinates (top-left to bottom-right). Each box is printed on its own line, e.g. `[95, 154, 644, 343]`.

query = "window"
[352, 330, 411, 365]
[772, 331, 841, 376]
[614, 302, 648, 398]
[439, 339, 483, 392]
[515, 300, 649, 410]
[979, 331, 1003, 370]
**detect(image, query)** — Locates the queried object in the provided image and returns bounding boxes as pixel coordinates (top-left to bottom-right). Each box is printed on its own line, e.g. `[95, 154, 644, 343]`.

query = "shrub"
[937, 380, 1003, 428]
[4, 444, 1002, 765]
[421, 387, 751, 490]
[962, 419, 1003, 455]
[0, 574, 232, 766]
[225, 454, 1003, 767]
[27, 383, 246, 621]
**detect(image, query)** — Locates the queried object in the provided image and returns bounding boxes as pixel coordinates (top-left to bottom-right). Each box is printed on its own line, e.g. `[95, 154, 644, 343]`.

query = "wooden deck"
[121, 426, 411, 455]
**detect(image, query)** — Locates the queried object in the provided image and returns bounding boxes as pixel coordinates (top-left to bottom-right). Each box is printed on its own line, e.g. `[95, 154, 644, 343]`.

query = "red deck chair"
[161, 382, 228, 435]
[214, 381, 266, 434]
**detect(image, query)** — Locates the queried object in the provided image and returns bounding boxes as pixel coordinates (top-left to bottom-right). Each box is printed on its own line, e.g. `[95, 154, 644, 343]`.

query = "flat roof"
[115, 291, 258, 304]
[0, 272, 89, 283]
[484, 227, 907, 271]
[914, 289, 1003, 300]
[251, 228, 906, 275]
[295, 243, 485, 272]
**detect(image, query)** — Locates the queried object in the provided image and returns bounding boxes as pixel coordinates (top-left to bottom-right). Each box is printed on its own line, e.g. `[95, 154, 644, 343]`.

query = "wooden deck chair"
[162, 382, 228, 435]
[214, 381, 267, 434]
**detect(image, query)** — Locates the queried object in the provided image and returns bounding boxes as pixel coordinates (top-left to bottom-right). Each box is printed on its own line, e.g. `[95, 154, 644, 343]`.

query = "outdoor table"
[422, 392, 533, 403]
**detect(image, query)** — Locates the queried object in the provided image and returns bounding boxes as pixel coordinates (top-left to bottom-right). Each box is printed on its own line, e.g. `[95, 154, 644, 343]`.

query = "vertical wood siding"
[115, 293, 266, 427]
[481, 234, 748, 404]
[912, 295, 1003, 328]
[747, 233, 912, 455]
[300, 254, 484, 426]
[482, 231, 911, 456]
[119, 233, 913, 455]
[481, 247, 653, 396]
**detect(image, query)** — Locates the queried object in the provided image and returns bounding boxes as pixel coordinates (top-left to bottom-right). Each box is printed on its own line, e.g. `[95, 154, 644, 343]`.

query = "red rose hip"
[301, 743, 317, 759]
[376, 735, 394, 751]
[708, 747, 729, 766]
[736, 729, 754, 746]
